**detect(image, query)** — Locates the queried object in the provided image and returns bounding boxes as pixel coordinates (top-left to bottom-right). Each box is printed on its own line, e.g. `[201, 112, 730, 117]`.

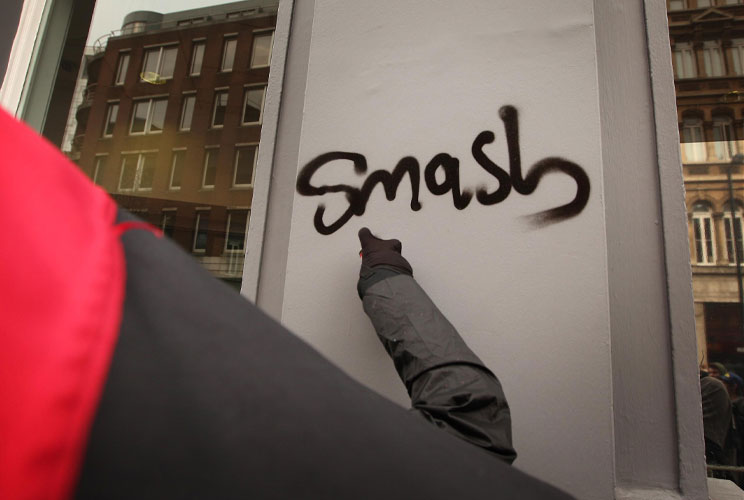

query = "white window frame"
[118, 150, 158, 192]
[115, 51, 130, 86]
[732, 39, 744, 75]
[669, 0, 686, 10]
[202, 147, 219, 189]
[674, 43, 697, 79]
[190, 39, 206, 76]
[221, 35, 238, 72]
[682, 118, 706, 163]
[103, 101, 119, 137]
[692, 206, 716, 265]
[140, 44, 178, 81]
[712, 116, 737, 161]
[130, 96, 168, 135]
[724, 206, 744, 265]
[224, 208, 251, 253]
[161, 208, 177, 238]
[233, 143, 259, 188]
[92, 154, 108, 185]
[192, 208, 211, 253]
[169, 148, 187, 190]
[250, 30, 274, 68]
[241, 84, 267, 125]
[703, 41, 724, 77]
[179, 93, 196, 131]
[211, 89, 229, 128]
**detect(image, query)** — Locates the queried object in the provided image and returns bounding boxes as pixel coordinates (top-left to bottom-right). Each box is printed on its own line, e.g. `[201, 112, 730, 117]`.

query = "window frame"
[190, 39, 206, 76]
[129, 96, 169, 135]
[92, 154, 108, 185]
[724, 203, 744, 265]
[192, 209, 211, 253]
[232, 143, 259, 188]
[682, 118, 706, 163]
[674, 43, 697, 79]
[250, 30, 274, 68]
[117, 150, 159, 192]
[712, 116, 737, 161]
[703, 41, 724, 77]
[114, 51, 130, 86]
[211, 89, 229, 128]
[201, 147, 219, 189]
[103, 101, 119, 137]
[692, 204, 716, 265]
[241, 84, 267, 125]
[161, 208, 177, 238]
[224, 208, 251, 253]
[179, 92, 196, 131]
[221, 35, 238, 72]
[140, 44, 178, 81]
[169, 148, 187, 190]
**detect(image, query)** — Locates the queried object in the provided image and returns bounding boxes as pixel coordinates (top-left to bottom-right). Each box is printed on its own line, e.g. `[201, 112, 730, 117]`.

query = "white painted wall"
[276, 1, 613, 498]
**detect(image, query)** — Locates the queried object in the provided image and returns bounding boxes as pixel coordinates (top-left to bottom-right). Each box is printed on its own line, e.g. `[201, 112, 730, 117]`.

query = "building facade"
[669, 0, 744, 367]
[73, 0, 278, 288]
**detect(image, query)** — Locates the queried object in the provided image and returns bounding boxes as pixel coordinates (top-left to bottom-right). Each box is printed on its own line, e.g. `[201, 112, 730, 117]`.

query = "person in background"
[356, 227, 517, 463]
[700, 367, 735, 480]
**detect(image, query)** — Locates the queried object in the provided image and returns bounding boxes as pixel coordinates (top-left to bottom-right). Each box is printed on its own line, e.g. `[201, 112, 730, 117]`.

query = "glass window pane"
[138, 153, 157, 189]
[119, 155, 138, 190]
[251, 33, 272, 67]
[115, 52, 129, 85]
[93, 156, 107, 185]
[234, 146, 256, 186]
[193, 212, 210, 251]
[160, 46, 178, 78]
[212, 91, 228, 126]
[142, 48, 159, 75]
[170, 150, 185, 188]
[131, 101, 149, 133]
[149, 98, 168, 132]
[226, 210, 249, 251]
[161, 212, 176, 238]
[104, 103, 118, 136]
[180, 95, 195, 130]
[191, 42, 205, 75]
[203, 149, 218, 187]
[222, 38, 237, 71]
[242, 86, 264, 124]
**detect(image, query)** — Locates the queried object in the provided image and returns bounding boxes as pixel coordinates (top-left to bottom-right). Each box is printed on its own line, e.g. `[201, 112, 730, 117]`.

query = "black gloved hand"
[358, 227, 413, 276]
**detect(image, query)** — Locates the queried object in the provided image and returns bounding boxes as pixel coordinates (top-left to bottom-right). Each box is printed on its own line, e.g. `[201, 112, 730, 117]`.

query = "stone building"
[669, 0, 744, 366]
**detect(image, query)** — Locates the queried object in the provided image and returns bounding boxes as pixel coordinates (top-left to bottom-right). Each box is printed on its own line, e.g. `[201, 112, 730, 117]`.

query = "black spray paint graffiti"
[295, 105, 591, 235]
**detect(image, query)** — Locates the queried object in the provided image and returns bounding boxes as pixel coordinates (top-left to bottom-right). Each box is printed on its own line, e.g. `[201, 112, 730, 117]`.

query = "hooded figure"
[0, 109, 573, 500]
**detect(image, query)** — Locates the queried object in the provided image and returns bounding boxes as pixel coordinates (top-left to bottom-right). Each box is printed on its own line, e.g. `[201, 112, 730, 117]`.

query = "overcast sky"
[87, 0, 234, 45]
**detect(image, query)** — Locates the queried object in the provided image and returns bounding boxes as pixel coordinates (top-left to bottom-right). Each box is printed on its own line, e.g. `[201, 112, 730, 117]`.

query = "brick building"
[668, 0, 744, 365]
[73, 0, 278, 288]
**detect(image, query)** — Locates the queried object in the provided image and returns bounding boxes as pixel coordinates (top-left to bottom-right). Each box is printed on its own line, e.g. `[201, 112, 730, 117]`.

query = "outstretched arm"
[357, 228, 517, 464]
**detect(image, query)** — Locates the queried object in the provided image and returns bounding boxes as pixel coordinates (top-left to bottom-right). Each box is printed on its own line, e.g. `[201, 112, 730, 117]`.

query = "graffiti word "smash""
[296, 105, 591, 235]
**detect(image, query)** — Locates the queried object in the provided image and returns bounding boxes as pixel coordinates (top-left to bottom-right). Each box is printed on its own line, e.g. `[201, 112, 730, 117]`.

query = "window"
[115, 52, 130, 85]
[242, 85, 266, 124]
[682, 118, 706, 162]
[233, 145, 258, 187]
[169, 149, 186, 190]
[250, 32, 273, 68]
[669, 0, 686, 9]
[703, 41, 724, 77]
[712, 116, 737, 161]
[698, 0, 710, 6]
[674, 44, 697, 79]
[180, 94, 196, 131]
[118, 152, 158, 192]
[202, 148, 219, 188]
[161, 210, 176, 239]
[92, 155, 107, 185]
[692, 203, 716, 264]
[724, 202, 744, 264]
[103, 102, 119, 137]
[141, 45, 178, 80]
[732, 40, 744, 75]
[211, 90, 228, 127]
[130, 97, 168, 134]
[221, 36, 237, 72]
[193, 210, 210, 252]
[190, 41, 205, 75]
[225, 209, 250, 253]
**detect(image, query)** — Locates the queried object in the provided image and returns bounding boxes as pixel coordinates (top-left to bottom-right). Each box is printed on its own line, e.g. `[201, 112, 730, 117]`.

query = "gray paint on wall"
[0, 0, 25, 85]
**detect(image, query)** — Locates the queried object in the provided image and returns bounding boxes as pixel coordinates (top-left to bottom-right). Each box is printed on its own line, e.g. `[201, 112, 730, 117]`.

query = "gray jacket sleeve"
[362, 273, 517, 464]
